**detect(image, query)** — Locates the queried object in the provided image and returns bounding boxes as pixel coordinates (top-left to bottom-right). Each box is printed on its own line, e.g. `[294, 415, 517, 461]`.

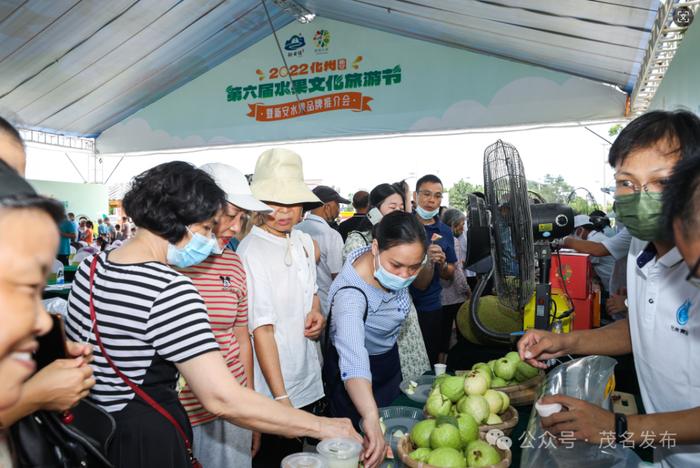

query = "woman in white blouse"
[237, 148, 328, 467]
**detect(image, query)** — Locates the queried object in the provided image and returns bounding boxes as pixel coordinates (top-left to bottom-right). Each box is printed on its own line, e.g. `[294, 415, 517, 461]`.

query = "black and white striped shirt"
[65, 252, 218, 413]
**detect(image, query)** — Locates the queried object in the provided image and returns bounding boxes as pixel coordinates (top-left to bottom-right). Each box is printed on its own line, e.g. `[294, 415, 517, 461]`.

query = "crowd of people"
[0, 108, 699, 468]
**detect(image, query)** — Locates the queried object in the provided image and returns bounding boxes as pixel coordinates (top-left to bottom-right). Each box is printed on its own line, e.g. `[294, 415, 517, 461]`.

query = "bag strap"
[89, 256, 199, 466]
[324, 285, 369, 352]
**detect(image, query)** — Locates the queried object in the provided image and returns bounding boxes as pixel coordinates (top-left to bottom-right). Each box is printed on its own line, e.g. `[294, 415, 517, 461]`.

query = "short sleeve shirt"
[237, 226, 324, 409]
[409, 218, 458, 311]
[58, 219, 74, 255]
[626, 239, 700, 467]
[64, 252, 218, 413]
[295, 214, 345, 316]
[177, 250, 250, 426]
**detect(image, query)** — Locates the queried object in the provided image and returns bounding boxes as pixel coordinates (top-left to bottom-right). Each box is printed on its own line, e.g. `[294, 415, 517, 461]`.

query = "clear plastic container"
[316, 438, 362, 468]
[281, 452, 328, 468]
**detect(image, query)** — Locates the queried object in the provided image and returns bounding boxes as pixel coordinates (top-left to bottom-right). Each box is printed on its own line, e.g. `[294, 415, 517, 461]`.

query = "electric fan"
[465, 140, 575, 341]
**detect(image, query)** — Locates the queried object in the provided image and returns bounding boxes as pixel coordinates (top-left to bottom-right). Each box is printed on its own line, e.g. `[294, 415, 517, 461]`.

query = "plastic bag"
[42, 297, 68, 318]
[521, 355, 643, 468]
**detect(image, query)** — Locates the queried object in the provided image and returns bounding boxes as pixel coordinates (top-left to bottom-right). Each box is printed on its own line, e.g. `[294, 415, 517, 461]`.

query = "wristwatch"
[614, 413, 628, 443]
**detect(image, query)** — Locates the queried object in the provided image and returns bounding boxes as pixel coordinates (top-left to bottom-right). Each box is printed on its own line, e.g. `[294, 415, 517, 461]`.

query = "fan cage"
[483, 140, 536, 311]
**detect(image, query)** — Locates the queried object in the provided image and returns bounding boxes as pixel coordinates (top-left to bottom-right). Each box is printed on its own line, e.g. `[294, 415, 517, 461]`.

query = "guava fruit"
[409, 447, 432, 462]
[485, 413, 503, 425]
[464, 372, 488, 396]
[472, 366, 493, 387]
[427, 447, 467, 468]
[410, 419, 436, 448]
[515, 360, 539, 382]
[487, 360, 497, 372]
[426, 393, 452, 417]
[433, 373, 449, 389]
[483, 389, 504, 414]
[471, 362, 488, 370]
[430, 423, 462, 450]
[504, 351, 521, 363]
[458, 395, 490, 424]
[440, 375, 466, 402]
[494, 358, 517, 381]
[466, 440, 501, 467]
[456, 413, 479, 445]
[491, 376, 507, 388]
[497, 391, 510, 413]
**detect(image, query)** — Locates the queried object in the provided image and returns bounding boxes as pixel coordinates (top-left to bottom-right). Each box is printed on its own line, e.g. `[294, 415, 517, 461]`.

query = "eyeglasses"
[686, 256, 700, 288]
[417, 190, 443, 200]
[614, 177, 669, 195]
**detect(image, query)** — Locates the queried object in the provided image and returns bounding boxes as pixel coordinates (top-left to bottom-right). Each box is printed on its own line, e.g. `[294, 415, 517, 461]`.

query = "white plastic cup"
[316, 438, 362, 468]
[281, 452, 327, 468]
[434, 363, 447, 376]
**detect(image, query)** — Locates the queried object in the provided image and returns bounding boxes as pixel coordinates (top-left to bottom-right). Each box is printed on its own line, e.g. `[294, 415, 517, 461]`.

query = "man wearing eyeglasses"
[409, 174, 457, 365]
[518, 110, 700, 468]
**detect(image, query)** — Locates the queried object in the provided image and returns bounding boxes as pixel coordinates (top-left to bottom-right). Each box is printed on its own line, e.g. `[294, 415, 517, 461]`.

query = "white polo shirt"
[627, 238, 700, 467]
[295, 214, 344, 316]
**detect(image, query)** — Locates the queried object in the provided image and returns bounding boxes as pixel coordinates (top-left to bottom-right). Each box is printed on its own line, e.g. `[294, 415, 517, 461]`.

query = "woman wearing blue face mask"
[64, 162, 360, 468]
[323, 211, 427, 468]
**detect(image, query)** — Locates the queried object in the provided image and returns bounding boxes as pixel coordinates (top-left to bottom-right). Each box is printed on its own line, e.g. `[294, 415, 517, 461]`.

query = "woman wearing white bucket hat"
[237, 148, 329, 467]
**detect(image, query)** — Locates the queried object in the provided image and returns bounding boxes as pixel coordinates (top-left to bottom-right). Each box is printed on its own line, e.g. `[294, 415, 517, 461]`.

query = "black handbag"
[10, 399, 115, 468]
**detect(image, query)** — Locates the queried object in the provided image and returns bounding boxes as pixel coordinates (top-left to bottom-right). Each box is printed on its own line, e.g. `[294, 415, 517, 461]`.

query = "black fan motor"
[530, 203, 574, 240]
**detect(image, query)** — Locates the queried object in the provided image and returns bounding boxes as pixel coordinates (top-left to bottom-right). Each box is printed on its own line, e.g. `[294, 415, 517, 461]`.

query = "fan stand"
[533, 241, 554, 330]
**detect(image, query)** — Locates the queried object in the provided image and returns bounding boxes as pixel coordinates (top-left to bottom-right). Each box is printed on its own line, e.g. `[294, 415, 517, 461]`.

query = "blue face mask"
[167, 228, 217, 268]
[373, 253, 417, 291]
[415, 205, 439, 220]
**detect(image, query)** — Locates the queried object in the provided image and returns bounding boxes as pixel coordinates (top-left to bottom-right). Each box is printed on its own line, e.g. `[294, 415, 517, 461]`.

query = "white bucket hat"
[199, 162, 272, 212]
[250, 148, 322, 210]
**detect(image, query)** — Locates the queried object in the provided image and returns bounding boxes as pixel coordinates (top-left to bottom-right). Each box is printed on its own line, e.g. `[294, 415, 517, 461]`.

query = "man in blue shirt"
[410, 174, 457, 365]
[57, 214, 76, 265]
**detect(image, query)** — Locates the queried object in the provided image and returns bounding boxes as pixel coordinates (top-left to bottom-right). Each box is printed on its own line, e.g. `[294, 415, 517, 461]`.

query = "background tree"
[448, 179, 484, 209]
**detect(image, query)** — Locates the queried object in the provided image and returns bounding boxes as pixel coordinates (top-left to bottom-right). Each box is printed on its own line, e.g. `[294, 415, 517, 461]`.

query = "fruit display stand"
[397, 434, 512, 468]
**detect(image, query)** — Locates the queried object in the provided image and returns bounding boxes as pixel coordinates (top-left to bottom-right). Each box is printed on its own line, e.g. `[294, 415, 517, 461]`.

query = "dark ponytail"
[375, 211, 427, 252]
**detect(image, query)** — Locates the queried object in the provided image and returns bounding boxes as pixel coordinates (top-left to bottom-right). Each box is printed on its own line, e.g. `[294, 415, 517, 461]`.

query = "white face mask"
[416, 205, 439, 220]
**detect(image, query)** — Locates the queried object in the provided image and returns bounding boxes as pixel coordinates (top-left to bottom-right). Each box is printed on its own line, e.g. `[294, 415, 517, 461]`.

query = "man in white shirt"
[296, 185, 349, 316]
[518, 110, 700, 467]
[572, 214, 615, 294]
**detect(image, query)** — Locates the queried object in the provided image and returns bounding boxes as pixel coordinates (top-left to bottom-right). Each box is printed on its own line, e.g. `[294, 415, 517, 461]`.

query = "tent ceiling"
[1, 1, 659, 138]
[0, 0, 292, 137]
[298, 0, 658, 93]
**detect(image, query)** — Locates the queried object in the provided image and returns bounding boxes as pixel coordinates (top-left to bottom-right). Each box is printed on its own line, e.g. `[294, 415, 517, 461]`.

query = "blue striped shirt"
[327, 246, 411, 381]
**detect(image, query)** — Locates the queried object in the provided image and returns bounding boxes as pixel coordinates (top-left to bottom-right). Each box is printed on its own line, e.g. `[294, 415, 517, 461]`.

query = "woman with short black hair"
[324, 211, 427, 468]
[65, 161, 358, 467]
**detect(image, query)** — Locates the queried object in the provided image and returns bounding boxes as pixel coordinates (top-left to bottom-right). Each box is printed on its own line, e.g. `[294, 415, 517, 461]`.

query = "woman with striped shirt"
[324, 211, 428, 468]
[65, 162, 358, 468]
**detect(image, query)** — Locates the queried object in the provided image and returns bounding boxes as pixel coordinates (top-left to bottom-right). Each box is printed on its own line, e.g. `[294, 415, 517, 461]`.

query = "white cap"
[199, 163, 272, 213]
[574, 214, 592, 228]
